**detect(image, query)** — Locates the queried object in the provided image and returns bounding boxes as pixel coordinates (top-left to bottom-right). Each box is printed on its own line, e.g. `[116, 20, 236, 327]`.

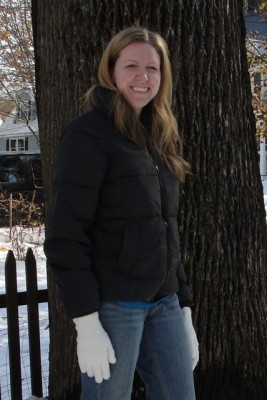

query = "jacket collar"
[91, 85, 153, 130]
[90, 86, 115, 114]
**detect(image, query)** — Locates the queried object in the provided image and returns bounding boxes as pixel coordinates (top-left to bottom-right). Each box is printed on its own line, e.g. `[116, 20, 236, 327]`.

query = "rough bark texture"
[32, 1, 267, 399]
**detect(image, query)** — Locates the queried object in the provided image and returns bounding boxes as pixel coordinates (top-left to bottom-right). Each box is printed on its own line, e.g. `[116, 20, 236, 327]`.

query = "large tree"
[0, 0, 36, 137]
[32, 1, 267, 399]
[0, 0, 34, 94]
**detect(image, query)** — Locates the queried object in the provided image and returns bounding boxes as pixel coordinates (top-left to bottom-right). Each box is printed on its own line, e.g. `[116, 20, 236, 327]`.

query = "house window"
[0, 157, 25, 183]
[16, 100, 32, 121]
[248, 0, 258, 11]
[6, 137, 28, 151]
[254, 72, 262, 96]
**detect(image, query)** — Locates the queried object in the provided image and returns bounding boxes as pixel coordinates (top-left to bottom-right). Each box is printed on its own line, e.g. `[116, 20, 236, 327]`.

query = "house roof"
[245, 13, 267, 39]
[247, 37, 267, 57]
[0, 112, 38, 139]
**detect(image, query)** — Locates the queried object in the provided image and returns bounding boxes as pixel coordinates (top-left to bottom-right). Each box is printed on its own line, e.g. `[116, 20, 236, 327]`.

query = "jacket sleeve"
[175, 228, 193, 307]
[44, 119, 108, 318]
[176, 260, 193, 308]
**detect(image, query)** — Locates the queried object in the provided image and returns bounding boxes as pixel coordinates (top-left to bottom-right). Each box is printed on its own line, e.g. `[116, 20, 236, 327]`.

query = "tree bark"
[32, 0, 267, 399]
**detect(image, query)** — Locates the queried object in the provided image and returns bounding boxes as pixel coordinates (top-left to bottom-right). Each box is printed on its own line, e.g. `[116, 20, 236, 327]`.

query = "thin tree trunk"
[32, 1, 267, 398]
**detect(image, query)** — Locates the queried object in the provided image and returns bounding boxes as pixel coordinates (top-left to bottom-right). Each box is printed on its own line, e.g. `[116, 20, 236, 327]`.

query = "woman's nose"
[136, 69, 149, 80]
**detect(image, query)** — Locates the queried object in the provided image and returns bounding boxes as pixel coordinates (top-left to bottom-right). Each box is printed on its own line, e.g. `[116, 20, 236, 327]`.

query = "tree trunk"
[176, 3, 267, 400]
[32, 1, 267, 399]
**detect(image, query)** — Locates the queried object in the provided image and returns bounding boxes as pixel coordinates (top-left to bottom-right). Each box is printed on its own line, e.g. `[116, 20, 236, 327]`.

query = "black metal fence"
[0, 248, 48, 400]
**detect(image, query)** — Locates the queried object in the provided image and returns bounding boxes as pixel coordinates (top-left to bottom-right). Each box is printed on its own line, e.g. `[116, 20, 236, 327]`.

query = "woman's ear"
[111, 73, 116, 86]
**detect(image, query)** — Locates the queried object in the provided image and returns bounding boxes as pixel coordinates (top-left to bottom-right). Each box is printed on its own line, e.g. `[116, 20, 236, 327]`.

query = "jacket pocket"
[117, 219, 166, 279]
[117, 221, 139, 273]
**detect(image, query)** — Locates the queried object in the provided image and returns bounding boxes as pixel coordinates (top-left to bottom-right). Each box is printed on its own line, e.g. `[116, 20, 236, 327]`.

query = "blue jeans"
[81, 295, 196, 400]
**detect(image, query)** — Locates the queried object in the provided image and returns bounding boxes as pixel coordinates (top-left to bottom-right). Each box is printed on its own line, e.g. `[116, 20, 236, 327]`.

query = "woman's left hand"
[182, 307, 199, 370]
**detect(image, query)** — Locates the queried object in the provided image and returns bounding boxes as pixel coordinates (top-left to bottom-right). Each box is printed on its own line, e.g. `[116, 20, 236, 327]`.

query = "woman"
[44, 26, 198, 400]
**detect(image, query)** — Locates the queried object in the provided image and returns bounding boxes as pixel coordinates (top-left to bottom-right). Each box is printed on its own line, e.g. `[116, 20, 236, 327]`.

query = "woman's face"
[113, 42, 161, 116]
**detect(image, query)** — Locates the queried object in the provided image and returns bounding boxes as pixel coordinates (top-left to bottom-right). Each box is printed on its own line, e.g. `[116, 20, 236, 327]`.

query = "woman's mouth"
[131, 87, 149, 92]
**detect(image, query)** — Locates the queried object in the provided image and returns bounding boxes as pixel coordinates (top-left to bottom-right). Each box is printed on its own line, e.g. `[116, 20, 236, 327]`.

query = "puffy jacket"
[44, 88, 192, 318]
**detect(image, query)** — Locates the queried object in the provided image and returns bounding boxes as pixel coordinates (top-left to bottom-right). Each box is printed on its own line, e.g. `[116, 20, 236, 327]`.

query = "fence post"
[25, 247, 43, 397]
[9, 194, 12, 240]
[5, 250, 22, 400]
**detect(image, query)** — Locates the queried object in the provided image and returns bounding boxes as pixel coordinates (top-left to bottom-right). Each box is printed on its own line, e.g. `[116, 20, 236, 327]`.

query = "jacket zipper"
[148, 151, 170, 274]
[148, 152, 168, 226]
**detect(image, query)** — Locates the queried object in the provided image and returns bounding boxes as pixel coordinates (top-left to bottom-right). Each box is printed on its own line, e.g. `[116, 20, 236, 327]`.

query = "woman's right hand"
[73, 312, 116, 383]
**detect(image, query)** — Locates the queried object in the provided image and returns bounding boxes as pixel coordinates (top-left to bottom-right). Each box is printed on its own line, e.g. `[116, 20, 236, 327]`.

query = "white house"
[0, 88, 39, 152]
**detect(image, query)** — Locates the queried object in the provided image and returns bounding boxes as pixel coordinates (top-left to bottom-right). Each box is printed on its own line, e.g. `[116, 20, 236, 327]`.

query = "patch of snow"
[0, 114, 38, 138]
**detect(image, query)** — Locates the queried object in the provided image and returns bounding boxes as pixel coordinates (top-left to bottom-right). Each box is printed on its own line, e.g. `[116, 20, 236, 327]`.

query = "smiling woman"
[44, 26, 198, 400]
[85, 26, 190, 183]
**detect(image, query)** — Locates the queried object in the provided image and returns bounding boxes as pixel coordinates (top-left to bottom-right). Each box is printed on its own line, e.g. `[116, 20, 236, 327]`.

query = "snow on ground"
[0, 226, 48, 400]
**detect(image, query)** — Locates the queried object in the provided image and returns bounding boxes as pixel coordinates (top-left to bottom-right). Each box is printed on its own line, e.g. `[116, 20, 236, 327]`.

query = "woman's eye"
[126, 64, 136, 68]
[148, 66, 158, 71]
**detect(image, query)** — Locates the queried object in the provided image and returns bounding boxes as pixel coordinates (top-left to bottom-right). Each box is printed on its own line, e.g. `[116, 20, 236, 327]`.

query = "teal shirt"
[118, 297, 168, 309]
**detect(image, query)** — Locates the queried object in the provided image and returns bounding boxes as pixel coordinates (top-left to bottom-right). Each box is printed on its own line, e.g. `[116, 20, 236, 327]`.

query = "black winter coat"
[44, 89, 192, 318]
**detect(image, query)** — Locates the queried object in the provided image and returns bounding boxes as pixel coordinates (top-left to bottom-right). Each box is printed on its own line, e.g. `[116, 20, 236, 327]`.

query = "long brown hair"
[84, 27, 190, 182]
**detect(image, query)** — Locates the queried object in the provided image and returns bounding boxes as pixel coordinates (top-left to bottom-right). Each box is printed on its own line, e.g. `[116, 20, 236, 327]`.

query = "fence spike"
[5, 249, 23, 400]
[25, 246, 34, 261]
[25, 247, 43, 397]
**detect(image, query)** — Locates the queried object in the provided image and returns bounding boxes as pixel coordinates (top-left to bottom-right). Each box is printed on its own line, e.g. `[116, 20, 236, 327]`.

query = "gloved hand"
[182, 307, 199, 370]
[73, 312, 116, 383]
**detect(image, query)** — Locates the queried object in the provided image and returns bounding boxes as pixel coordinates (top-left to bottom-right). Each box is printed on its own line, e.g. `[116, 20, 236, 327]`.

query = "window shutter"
[254, 72, 261, 90]
[6, 139, 9, 151]
[25, 137, 29, 150]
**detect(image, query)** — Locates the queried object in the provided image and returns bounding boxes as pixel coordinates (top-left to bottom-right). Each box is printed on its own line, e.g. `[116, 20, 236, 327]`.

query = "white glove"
[182, 307, 199, 370]
[73, 312, 116, 383]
